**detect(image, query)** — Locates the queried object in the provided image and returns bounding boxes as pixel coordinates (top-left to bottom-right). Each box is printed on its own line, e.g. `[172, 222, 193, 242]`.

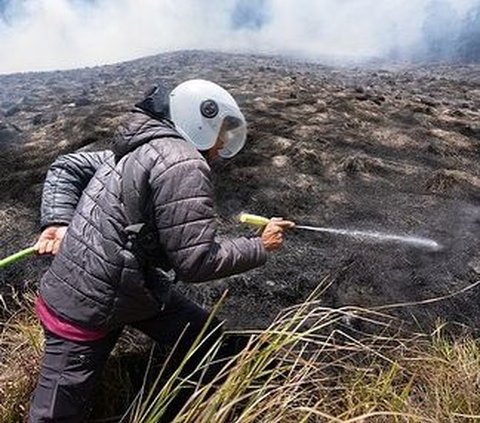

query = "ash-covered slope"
[1, 51, 480, 332]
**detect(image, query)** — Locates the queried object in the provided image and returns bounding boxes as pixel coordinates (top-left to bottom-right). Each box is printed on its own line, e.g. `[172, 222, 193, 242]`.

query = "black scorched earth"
[1, 51, 480, 332]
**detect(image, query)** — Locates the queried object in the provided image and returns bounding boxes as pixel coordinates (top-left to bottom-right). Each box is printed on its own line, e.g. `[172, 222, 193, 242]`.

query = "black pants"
[29, 292, 222, 423]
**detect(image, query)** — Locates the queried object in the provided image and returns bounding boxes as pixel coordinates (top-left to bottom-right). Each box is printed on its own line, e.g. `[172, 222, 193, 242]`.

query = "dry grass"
[0, 295, 43, 423]
[425, 169, 480, 194]
[165, 314, 480, 423]
[425, 170, 461, 193]
[3, 289, 480, 423]
[129, 285, 480, 423]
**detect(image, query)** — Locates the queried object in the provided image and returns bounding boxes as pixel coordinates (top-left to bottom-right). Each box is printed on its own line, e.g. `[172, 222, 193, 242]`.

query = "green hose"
[0, 247, 36, 269]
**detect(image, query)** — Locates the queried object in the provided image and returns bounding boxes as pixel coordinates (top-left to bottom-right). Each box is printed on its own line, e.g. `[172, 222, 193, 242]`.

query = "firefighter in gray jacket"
[29, 80, 294, 422]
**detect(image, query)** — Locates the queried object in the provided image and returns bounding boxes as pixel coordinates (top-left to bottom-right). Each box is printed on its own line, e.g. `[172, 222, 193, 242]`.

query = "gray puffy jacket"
[39, 109, 267, 331]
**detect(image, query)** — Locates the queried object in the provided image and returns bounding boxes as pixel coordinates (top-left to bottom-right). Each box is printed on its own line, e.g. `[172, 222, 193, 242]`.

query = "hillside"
[1, 51, 480, 332]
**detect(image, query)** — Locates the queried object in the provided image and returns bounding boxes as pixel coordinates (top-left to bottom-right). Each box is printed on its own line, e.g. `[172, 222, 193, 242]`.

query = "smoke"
[0, 0, 479, 74]
[422, 0, 480, 61]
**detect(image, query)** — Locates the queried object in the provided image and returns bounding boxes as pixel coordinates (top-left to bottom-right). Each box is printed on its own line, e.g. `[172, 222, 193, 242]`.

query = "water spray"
[240, 213, 442, 251]
[0, 213, 441, 270]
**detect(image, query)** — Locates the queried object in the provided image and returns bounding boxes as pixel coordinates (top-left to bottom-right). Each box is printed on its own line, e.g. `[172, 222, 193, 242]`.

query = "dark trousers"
[29, 292, 222, 423]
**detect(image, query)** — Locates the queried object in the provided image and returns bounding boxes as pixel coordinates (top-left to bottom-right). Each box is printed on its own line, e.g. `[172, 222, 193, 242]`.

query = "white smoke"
[0, 0, 477, 74]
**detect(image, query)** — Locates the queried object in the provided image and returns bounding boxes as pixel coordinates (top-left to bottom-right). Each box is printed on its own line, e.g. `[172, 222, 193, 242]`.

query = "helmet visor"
[218, 116, 247, 159]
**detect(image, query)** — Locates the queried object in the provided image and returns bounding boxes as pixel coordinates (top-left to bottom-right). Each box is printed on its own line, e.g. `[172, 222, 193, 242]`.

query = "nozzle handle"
[239, 213, 271, 227]
[0, 247, 36, 269]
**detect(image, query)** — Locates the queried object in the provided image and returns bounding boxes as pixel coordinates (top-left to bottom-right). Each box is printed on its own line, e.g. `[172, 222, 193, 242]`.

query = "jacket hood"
[110, 108, 182, 158]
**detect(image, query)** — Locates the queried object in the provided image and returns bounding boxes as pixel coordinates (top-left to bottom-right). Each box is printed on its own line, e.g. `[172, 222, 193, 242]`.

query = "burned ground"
[1, 51, 480, 333]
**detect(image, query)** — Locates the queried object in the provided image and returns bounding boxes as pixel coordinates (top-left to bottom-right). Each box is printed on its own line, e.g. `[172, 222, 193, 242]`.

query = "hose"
[0, 247, 36, 269]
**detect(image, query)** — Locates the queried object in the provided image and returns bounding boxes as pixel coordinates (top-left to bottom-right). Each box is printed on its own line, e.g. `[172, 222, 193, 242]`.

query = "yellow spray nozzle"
[239, 213, 271, 227]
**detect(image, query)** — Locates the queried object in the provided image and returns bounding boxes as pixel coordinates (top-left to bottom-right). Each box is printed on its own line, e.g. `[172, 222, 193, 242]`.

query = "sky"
[0, 0, 478, 74]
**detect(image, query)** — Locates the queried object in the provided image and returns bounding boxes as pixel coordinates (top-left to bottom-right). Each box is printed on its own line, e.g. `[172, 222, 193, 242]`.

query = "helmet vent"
[200, 100, 219, 119]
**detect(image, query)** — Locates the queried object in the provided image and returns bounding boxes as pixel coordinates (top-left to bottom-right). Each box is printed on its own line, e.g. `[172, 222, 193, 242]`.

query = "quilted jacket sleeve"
[150, 156, 268, 283]
[40, 151, 114, 229]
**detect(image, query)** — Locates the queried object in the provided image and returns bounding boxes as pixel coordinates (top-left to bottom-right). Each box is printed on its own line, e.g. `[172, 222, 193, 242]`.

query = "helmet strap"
[135, 85, 171, 121]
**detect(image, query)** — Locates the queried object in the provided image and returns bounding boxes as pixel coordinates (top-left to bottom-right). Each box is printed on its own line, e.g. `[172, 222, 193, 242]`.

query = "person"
[29, 79, 294, 422]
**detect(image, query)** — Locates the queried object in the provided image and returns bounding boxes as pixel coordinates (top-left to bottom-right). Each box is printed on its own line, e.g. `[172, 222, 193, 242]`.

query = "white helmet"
[169, 80, 247, 159]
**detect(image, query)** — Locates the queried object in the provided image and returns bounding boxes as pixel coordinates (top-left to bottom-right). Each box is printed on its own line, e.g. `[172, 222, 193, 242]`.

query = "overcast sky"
[0, 0, 477, 74]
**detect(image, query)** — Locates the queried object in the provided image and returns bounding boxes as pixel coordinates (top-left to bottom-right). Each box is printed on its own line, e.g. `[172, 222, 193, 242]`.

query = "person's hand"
[261, 218, 295, 252]
[34, 225, 68, 255]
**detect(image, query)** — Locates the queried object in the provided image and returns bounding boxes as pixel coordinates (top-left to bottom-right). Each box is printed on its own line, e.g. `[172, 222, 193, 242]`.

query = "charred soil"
[1, 51, 480, 333]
